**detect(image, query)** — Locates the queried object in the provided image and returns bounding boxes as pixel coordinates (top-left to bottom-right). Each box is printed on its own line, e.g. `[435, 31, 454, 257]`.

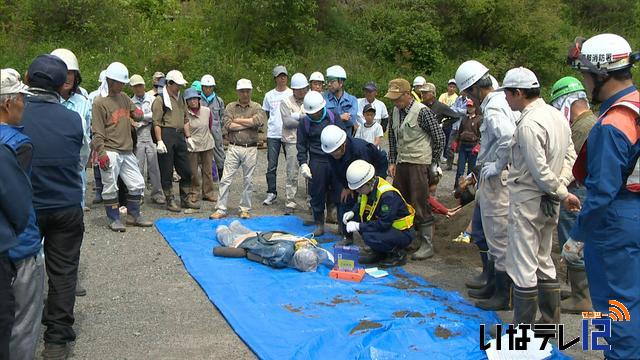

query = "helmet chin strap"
[589, 73, 611, 105]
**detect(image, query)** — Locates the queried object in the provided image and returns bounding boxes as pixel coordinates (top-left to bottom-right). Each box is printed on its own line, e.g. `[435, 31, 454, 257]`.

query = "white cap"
[129, 74, 145, 86]
[166, 70, 187, 86]
[326, 65, 346, 79]
[1, 68, 33, 95]
[236, 78, 252, 90]
[200, 74, 216, 86]
[413, 76, 427, 86]
[290, 73, 309, 89]
[51, 48, 80, 72]
[309, 71, 324, 82]
[272, 65, 288, 77]
[497, 67, 540, 90]
[447, 78, 456, 85]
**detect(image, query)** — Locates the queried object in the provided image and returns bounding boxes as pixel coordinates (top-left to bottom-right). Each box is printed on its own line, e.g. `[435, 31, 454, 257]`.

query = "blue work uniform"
[570, 86, 640, 360]
[352, 177, 415, 252]
[297, 109, 346, 223]
[330, 137, 388, 235]
[324, 90, 357, 136]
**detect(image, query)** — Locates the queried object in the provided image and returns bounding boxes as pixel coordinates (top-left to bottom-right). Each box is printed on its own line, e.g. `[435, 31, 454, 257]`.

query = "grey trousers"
[282, 142, 299, 208]
[135, 141, 164, 200]
[10, 250, 45, 360]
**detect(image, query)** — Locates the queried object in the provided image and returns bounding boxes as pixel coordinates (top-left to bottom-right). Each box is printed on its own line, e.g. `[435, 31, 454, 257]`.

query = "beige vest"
[187, 107, 215, 152]
[392, 101, 432, 164]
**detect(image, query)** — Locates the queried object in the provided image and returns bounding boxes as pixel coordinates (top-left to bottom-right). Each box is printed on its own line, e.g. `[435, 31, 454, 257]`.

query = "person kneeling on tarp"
[343, 159, 416, 267]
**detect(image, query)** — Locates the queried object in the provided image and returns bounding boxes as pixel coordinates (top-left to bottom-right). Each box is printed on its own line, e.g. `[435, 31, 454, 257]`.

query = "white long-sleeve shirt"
[478, 91, 517, 171]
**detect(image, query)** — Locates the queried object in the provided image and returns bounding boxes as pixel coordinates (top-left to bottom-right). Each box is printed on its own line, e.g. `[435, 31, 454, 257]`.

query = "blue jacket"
[21, 91, 84, 211]
[0, 125, 42, 260]
[296, 109, 346, 165]
[570, 86, 640, 241]
[324, 90, 357, 134]
[329, 136, 388, 189]
[352, 177, 411, 233]
[0, 144, 32, 254]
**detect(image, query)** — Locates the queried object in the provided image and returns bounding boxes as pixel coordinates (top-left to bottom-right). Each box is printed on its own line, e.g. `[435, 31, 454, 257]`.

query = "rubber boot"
[513, 285, 538, 325]
[537, 279, 560, 325]
[411, 223, 434, 260]
[105, 201, 125, 232]
[164, 190, 180, 213]
[325, 201, 338, 224]
[312, 211, 325, 237]
[475, 270, 512, 311]
[466, 250, 490, 289]
[468, 260, 495, 299]
[561, 266, 592, 314]
[126, 195, 153, 227]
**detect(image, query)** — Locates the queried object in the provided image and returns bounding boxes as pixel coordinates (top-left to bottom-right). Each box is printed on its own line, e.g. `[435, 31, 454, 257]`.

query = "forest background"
[1, 0, 639, 102]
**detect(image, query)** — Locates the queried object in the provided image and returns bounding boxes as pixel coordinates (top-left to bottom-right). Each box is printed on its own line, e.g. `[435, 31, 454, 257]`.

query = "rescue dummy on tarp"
[212, 220, 334, 272]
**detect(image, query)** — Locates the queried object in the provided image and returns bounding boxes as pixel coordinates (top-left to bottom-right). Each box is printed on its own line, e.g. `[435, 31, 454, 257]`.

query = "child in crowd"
[354, 104, 383, 147]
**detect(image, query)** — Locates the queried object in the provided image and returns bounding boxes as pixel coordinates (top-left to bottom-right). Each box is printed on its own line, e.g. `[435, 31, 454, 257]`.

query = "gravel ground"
[36, 145, 603, 359]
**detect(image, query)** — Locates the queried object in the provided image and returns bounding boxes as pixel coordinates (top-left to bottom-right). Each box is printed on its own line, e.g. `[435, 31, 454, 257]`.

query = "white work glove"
[186, 137, 196, 152]
[480, 162, 499, 182]
[291, 112, 301, 121]
[561, 238, 584, 264]
[345, 221, 360, 233]
[300, 163, 312, 180]
[342, 211, 354, 225]
[156, 140, 168, 154]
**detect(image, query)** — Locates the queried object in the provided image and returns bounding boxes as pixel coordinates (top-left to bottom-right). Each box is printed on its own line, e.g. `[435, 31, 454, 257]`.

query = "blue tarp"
[156, 216, 569, 360]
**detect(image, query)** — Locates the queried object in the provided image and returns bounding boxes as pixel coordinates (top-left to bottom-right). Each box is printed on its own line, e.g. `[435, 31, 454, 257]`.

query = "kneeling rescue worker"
[343, 160, 416, 267]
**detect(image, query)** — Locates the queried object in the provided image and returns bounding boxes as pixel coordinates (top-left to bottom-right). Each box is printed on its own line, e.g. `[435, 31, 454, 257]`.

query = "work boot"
[181, 197, 201, 209]
[126, 195, 153, 227]
[312, 211, 325, 237]
[466, 251, 490, 289]
[411, 223, 434, 260]
[537, 279, 561, 325]
[468, 260, 495, 299]
[75, 281, 87, 297]
[513, 285, 538, 326]
[379, 249, 407, 268]
[561, 266, 592, 314]
[325, 202, 338, 224]
[42, 342, 71, 360]
[359, 249, 386, 264]
[164, 190, 180, 213]
[475, 270, 512, 311]
[336, 234, 354, 246]
[105, 202, 125, 232]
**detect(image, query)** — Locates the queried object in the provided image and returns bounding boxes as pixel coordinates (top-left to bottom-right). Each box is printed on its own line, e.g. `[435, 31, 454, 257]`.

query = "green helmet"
[550, 76, 585, 102]
[191, 80, 202, 93]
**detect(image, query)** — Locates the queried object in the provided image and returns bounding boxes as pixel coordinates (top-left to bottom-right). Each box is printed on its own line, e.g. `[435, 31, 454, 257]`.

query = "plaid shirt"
[389, 99, 445, 164]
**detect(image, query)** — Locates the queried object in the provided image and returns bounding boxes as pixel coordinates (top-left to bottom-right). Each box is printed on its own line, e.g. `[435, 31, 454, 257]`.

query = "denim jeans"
[266, 138, 282, 195]
[557, 183, 586, 268]
[455, 143, 478, 188]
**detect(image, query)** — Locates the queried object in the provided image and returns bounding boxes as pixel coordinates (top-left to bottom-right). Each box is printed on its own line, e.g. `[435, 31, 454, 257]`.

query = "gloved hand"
[157, 140, 168, 154]
[300, 163, 312, 179]
[98, 154, 110, 170]
[133, 107, 144, 118]
[471, 144, 480, 155]
[561, 238, 584, 264]
[345, 221, 360, 233]
[451, 141, 459, 153]
[342, 211, 354, 225]
[480, 162, 499, 182]
[186, 137, 196, 152]
[291, 112, 301, 121]
[540, 193, 560, 217]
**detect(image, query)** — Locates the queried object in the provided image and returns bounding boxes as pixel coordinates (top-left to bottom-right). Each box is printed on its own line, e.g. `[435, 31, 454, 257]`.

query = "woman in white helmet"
[342, 160, 416, 267]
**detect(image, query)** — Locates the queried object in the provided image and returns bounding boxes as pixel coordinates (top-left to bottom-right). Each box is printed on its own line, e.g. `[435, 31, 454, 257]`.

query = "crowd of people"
[0, 31, 638, 360]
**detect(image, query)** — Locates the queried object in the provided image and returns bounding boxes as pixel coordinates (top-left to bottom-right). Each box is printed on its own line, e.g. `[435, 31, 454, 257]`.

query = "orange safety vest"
[573, 91, 640, 191]
[358, 177, 415, 230]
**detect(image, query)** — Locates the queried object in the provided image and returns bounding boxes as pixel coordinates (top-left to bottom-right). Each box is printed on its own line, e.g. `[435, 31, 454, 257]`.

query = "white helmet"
[51, 48, 79, 72]
[347, 160, 375, 190]
[455, 60, 489, 91]
[200, 74, 216, 86]
[320, 125, 347, 153]
[412, 76, 426, 87]
[98, 70, 106, 83]
[302, 91, 326, 114]
[570, 33, 636, 74]
[104, 62, 129, 84]
[309, 71, 324, 82]
[326, 65, 347, 79]
[290, 73, 309, 89]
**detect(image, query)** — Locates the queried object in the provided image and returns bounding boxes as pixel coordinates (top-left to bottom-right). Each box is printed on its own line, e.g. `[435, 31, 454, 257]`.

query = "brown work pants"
[188, 149, 216, 202]
[393, 162, 433, 225]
